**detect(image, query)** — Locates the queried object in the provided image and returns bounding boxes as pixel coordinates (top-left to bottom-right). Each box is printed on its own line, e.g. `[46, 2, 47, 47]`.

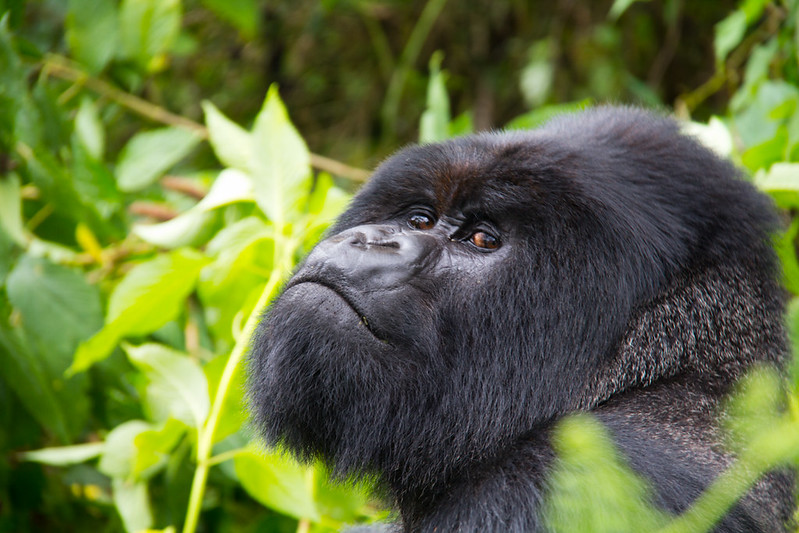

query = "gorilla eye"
[408, 213, 436, 230]
[470, 231, 500, 250]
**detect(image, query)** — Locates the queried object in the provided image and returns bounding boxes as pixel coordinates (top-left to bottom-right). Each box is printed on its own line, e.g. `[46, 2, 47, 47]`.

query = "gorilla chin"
[249, 106, 795, 532]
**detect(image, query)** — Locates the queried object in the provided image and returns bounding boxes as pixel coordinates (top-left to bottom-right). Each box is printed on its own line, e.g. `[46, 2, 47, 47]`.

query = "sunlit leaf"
[234, 446, 320, 521]
[420, 51, 450, 144]
[70, 249, 209, 374]
[250, 85, 312, 225]
[115, 127, 202, 192]
[75, 97, 105, 159]
[202, 101, 253, 171]
[125, 343, 210, 428]
[714, 10, 747, 63]
[132, 418, 187, 476]
[99, 420, 152, 478]
[66, 0, 118, 73]
[20, 442, 105, 465]
[119, 0, 181, 71]
[112, 478, 154, 533]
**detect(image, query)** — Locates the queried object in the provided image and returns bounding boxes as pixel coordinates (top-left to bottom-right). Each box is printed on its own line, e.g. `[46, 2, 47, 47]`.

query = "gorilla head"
[249, 107, 793, 531]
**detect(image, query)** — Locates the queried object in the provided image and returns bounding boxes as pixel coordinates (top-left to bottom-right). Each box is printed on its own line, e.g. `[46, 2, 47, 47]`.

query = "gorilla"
[248, 107, 795, 531]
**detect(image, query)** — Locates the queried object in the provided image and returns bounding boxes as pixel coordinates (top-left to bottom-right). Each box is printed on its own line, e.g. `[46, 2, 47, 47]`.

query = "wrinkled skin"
[249, 107, 795, 532]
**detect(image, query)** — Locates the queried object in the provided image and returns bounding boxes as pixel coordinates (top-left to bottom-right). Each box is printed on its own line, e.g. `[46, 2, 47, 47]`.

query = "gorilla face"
[248, 107, 783, 509]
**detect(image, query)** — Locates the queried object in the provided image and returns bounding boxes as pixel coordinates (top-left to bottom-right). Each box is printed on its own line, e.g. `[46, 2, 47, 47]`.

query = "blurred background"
[1, 0, 798, 532]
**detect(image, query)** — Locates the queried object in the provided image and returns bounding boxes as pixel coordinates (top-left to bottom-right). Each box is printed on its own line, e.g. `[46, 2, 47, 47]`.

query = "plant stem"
[41, 55, 371, 182]
[182, 268, 285, 533]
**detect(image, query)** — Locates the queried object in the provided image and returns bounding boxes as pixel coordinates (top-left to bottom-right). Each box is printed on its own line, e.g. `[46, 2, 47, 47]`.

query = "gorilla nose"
[303, 224, 438, 289]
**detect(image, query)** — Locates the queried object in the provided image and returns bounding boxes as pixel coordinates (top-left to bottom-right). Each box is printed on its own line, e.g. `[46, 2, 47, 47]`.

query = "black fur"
[248, 107, 794, 531]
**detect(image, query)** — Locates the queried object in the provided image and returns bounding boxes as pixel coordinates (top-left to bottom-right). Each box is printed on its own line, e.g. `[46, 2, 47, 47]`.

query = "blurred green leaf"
[199, 0, 257, 38]
[132, 418, 187, 476]
[7, 254, 103, 360]
[20, 442, 105, 465]
[75, 97, 105, 159]
[235, 446, 320, 522]
[505, 100, 592, 130]
[66, 0, 118, 73]
[202, 101, 252, 172]
[544, 415, 666, 533]
[124, 343, 210, 428]
[607, 0, 650, 20]
[681, 117, 733, 157]
[133, 168, 253, 248]
[0, 173, 27, 246]
[115, 126, 202, 192]
[251, 85, 312, 225]
[70, 249, 209, 373]
[520, 40, 554, 108]
[420, 51, 450, 144]
[112, 478, 154, 533]
[99, 419, 152, 478]
[119, 0, 181, 71]
[714, 10, 747, 63]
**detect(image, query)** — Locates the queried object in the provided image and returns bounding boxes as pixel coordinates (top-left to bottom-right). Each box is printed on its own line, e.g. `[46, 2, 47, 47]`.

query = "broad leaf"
[113, 478, 154, 533]
[251, 86, 312, 225]
[115, 127, 202, 192]
[202, 101, 253, 171]
[234, 446, 320, 521]
[21, 442, 105, 465]
[70, 249, 208, 373]
[420, 51, 450, 144]
[119, 0, 181, 71]
[125, 343, 210, 428]
[99, 420, 152, 478]
[66, 0, 118, 73]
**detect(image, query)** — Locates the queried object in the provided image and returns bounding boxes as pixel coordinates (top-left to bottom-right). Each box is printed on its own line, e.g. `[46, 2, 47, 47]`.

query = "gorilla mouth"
[286, 278, 389, 344]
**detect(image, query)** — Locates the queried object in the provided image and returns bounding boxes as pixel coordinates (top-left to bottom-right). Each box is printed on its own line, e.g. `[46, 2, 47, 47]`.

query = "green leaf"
[119, 0, 181, 71]
[71, 135, 124, 221]
[124, 343, 210, 428]
[132, 418, 186, 476]
[714, 10, 747, 63]
[99, 420, 152, 478]
[0, 173, 27, 246]
[75, 97, 105, 159]
[543, 415, 667, 532]
[419, 51, 450, 144]
[520, 40, 554, 108]
[112, 478, 154, 533]
[133, 168, 253, 248]
[0, 318, 72, 442]
[66, 0, 118, 73]
[607, 0, 650, 20]
[681, 117, 733, 157]
[70, 249, 208, 374]
[234, 446, 320, 521]
[199, 0, 258, 38]
[20, 442, 105, 465]
[505, 100, 593, 130]
[251, 85, 312, 225]
[202, 100, 253, 171]
[7, 254, 103, 361]
[115, 127, 202, 192]
[199, 230, 273, 345]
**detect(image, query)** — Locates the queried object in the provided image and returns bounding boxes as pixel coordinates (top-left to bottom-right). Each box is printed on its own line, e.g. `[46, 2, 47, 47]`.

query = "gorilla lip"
[285, 277, 389, 344]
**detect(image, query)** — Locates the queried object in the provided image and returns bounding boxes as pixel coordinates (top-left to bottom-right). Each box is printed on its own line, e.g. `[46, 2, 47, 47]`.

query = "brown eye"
[470, 231, 500, 250]
[408, 213, 435, 230]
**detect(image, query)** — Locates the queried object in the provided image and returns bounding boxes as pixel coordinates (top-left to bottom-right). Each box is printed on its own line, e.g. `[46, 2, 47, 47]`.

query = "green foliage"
[1, 0, 798, 532]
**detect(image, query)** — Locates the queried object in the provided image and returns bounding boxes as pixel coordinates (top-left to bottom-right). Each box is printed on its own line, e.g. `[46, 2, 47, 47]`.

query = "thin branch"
[42, 55, 371, 182]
